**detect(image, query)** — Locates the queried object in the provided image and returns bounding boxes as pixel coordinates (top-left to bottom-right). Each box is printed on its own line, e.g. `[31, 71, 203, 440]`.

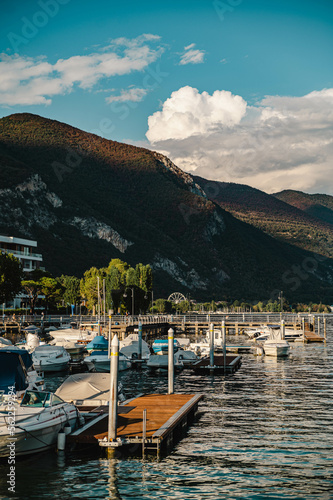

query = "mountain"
[1, 113, 333, 302]
[274, 190, 333, 226]
[194, 177, 333, 261]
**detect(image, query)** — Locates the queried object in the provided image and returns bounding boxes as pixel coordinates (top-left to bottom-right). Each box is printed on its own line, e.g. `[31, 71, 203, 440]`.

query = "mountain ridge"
[1, 112, 333, 302]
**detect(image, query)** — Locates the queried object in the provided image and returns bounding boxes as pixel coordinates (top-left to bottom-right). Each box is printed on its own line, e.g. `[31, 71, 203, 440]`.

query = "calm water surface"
[1, 323, 332, 499]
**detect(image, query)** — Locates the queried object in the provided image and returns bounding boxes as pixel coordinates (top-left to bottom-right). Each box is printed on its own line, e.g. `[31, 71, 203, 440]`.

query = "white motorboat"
[147, 354, 184, 372]
[119, 333, 151, 360]
[247, 325, 303, 342]
[49, 327, 97, 343]
[263, 330, 291, 357]
[83, 351, 132, 372]
[49, 338, 86, 355]
[0, 390, 80, 457]
[32, 345, 71, 372]
[188, 338, 211, 356]
[55, 372, 125, 407]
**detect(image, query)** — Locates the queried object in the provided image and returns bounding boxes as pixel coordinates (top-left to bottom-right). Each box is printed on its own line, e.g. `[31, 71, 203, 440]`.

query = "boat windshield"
[21, 391, 50, 407]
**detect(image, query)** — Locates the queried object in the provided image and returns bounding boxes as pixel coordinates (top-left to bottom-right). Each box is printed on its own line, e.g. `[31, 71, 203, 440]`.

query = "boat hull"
[0, 408, 78, 457]
[264, 345, 290, 357]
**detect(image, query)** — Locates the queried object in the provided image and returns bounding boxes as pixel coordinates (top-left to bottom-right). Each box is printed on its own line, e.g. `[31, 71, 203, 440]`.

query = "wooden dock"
[68, 393, 203, 457]
[302, 330, 325, 342]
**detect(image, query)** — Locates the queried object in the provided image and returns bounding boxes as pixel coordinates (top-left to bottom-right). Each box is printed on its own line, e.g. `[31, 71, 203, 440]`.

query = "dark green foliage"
[0, 251, 23, 303]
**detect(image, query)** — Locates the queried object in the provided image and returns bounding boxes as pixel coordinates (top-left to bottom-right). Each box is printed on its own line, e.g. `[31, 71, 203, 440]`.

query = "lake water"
[1, 323, 332, 499]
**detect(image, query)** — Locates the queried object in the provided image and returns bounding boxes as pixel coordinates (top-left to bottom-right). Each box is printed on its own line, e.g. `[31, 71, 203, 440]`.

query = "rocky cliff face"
[1, 112, 333, 302]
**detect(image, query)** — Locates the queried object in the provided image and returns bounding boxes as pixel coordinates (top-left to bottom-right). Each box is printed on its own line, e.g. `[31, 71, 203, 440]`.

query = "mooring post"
[142, 408, 147, 457]
[209, 323, 214, 374]
[138, 321, 143, 362]
[222, 320, 226, 374]
[108, 335, 119, 443]
[281, 319, 285, 340]
[168, 328, 174, 394]
[108, 313, 112, 359]
[324, 317, 327, 341]
[318, 317, 320, 336]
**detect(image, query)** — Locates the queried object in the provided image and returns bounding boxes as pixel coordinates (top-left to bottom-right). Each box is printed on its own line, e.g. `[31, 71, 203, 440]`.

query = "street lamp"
[123, 287, 134, 316]
[144, 290, 154, 314]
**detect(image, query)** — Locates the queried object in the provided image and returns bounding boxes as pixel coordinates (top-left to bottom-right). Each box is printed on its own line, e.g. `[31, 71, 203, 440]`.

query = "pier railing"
[1, 311, 327, 327]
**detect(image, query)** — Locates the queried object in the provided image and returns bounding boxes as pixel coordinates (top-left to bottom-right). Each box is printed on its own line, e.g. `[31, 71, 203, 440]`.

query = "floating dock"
[190, 354, 242, 374]
[68, 393, 203, 457]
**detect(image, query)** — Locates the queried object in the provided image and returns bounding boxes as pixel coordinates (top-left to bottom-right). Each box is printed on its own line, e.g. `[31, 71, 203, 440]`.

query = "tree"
[39, 277, 64, 313]
[21, 269, 51, 314]
[59, 275, 81, 306]
[0, 251, 23, 304]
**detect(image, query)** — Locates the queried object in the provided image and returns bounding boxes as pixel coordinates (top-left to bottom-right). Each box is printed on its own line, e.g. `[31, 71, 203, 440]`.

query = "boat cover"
[55, 373, 112, 401]
[0, 349, 33, 393]
[85, 335, 109, 350]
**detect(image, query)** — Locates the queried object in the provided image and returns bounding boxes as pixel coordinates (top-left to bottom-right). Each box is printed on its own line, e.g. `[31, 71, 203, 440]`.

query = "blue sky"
[1, 0, 333, 193]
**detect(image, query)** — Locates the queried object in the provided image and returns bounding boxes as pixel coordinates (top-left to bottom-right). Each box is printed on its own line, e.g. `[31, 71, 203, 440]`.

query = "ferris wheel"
[168, 292, 186, 304]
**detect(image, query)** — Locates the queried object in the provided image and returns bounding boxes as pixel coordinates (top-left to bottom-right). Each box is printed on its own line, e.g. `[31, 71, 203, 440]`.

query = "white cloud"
[0, 35, 163, 106]
[146, 86, 247, 142]
[179, 44, 205, 65]
[106, 87, 149, 103]
[146, 86, 333, 194]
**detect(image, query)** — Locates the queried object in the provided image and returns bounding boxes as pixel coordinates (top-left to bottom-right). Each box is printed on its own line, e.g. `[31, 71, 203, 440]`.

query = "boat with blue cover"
[85, 335, 109, 352]
[152, 338, 180, 354]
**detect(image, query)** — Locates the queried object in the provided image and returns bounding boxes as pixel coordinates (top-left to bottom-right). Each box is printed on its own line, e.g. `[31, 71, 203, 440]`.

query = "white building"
[0, 235, 44, 308]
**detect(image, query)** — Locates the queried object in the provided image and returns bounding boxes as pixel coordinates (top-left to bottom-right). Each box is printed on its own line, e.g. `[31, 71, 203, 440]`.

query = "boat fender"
[57, 431, 66, 451]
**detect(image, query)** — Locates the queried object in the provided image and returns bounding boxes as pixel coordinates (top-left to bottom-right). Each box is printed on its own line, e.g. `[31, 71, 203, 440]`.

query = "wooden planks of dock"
[69, 393, 203, 456]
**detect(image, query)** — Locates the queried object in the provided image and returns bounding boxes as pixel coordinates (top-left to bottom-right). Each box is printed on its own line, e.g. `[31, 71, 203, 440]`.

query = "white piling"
[138, 321, 143, 361]
[281, 319, 285, 340]
[209, 323, 214, 370]
[222, 320, 226, 374]
[168, 328, 174, 394]
[324, 317, 327, 341]
[108, 313, 112, 359]
[108, 335, 119, 441]
[318, 317, 320, 336]
[142, 408, 147, 456]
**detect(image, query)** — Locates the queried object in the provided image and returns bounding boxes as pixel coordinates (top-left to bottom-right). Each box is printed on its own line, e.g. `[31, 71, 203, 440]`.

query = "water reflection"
[0, 329, 331, 499]
[101, 458, 122, 500]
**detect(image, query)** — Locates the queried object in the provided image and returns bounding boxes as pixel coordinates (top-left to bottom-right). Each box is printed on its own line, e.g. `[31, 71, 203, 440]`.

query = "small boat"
[83, 351, 132, 372]
[0, 390, 80, 457]
[119, 333, 151, 360]
[247, 325, 303, 342]
[175, 349, 198, 366]
[263, 330, 291, 357]
[188, 338, 211, 356]
[32, 345, 71, 372]
[85, 335, 109, 352]
[49, 327, 97, 343]
[49, 338, 86, 355]
[55, 372, 125, 408]
[152, 338, 180, 354]
[147, 354, 184, 372]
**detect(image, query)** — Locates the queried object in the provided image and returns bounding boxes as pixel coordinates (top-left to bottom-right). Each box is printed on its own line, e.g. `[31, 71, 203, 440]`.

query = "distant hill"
[1, 113, 333, 302]
[194, 177, 333, 261]
[274, 190, 333, 226]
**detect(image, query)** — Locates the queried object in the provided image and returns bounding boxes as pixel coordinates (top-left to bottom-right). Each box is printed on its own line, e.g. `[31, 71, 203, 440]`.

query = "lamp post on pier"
[123, 287, 135, 316]
[144, 290, 154, 314]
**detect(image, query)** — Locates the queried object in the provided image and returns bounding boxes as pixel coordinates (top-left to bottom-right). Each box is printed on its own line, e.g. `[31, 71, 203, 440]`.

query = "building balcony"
[0, 247, 43, 260]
